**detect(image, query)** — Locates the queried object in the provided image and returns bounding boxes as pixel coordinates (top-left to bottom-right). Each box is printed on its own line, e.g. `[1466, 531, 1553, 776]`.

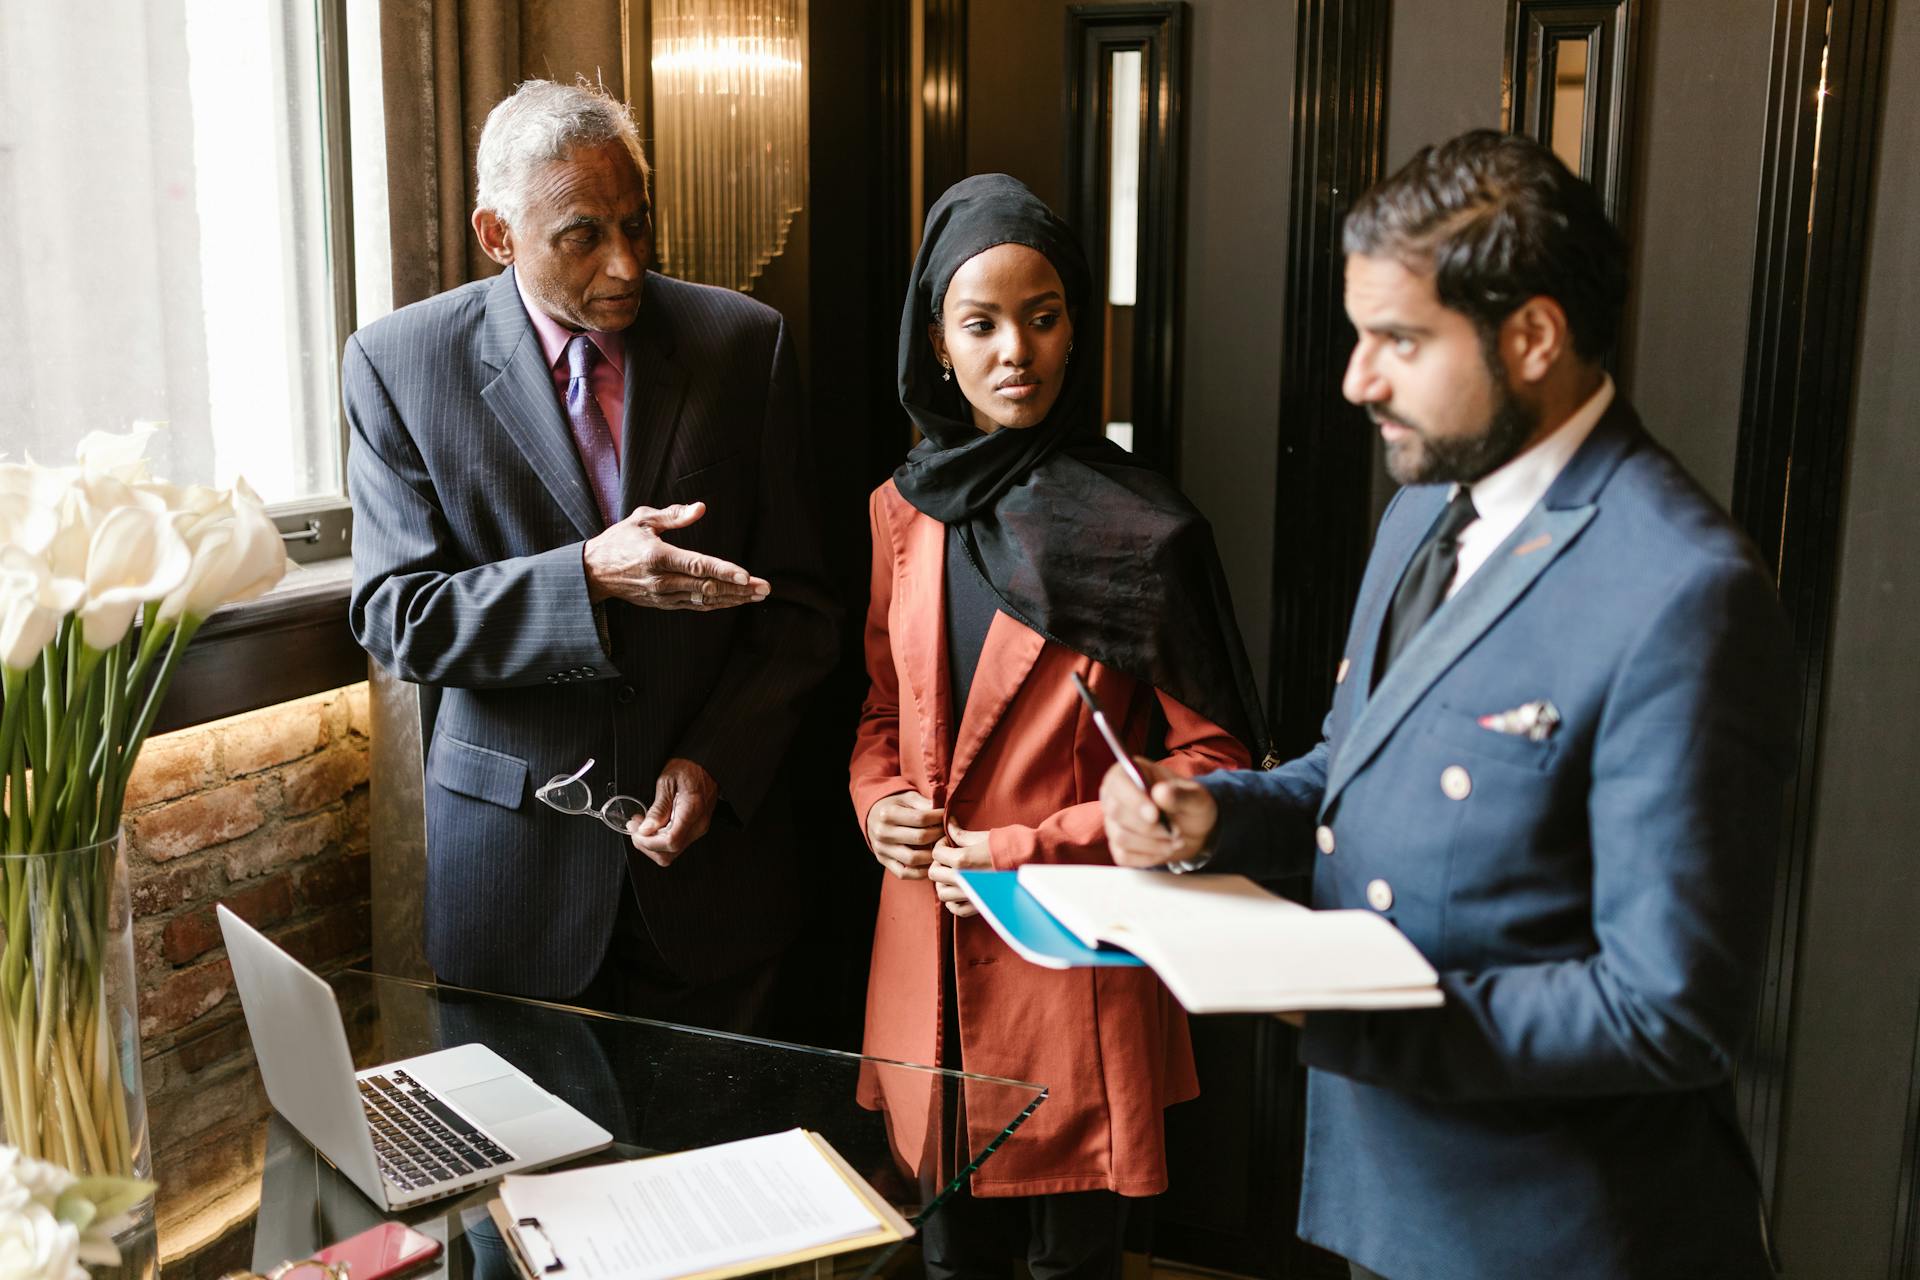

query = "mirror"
[1066, 4, 1186, 475]
[1548, 35, 1590, 174]
[1502, 0, 1639, 223]
[1102, 48, 1143, 452]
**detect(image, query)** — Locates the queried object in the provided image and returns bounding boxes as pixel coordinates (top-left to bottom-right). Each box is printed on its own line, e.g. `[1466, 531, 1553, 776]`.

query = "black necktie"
[1376, 486, 1479, 681]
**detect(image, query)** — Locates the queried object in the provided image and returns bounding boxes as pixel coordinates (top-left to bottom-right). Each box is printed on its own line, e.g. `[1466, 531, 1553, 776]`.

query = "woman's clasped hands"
[865, 792, 992, 916]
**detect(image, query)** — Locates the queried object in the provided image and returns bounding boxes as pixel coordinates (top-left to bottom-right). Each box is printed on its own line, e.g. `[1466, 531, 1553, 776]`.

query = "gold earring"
[941, 361, 952, 382]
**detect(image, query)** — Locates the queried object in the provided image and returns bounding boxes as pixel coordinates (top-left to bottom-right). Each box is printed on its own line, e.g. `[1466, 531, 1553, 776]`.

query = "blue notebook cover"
[956, 871, 1146, 969]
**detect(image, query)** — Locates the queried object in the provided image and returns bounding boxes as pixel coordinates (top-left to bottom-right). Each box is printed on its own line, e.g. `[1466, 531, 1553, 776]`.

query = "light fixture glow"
[651, 0, 809, 292]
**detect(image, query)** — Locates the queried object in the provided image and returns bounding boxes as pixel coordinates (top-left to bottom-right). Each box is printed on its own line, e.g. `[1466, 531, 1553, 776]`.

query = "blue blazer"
[1202, 400, 1792, 1278]
[345, 269, 838, 999]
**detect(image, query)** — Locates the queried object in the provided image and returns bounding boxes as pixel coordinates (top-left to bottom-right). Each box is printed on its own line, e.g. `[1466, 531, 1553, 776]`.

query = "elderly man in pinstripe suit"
[345, 81, 837, 1032]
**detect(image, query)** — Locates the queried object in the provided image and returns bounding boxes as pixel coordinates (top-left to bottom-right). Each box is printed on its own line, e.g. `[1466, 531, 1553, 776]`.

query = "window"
[0, 0, 389, 561]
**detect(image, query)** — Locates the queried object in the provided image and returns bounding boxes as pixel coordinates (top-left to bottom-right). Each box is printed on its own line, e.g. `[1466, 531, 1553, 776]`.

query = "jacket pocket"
[429, 733, 529, 809]
[1425, 702, 1560, 772]
[670, 450, 748, 487]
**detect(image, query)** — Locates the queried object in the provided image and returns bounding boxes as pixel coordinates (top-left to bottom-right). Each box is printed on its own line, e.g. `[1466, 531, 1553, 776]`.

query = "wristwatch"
[1166, 826, 1218, 874]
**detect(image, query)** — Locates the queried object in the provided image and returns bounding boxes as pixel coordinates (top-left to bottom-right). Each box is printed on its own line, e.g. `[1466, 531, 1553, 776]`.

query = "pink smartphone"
[314, 1222, 443, 1280]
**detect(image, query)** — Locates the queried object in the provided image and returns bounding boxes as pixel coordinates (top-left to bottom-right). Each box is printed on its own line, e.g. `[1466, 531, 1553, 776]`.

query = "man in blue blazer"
[1103, 132, 1793, 1277]
[345, 82, 836, 1029]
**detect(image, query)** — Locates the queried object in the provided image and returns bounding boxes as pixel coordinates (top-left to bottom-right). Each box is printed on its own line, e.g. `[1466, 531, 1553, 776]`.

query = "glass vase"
[0, 831, 154, 1235]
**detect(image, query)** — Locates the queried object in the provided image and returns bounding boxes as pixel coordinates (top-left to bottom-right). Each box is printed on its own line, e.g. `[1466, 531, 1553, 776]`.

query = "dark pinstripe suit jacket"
[344, 267, 838, 999]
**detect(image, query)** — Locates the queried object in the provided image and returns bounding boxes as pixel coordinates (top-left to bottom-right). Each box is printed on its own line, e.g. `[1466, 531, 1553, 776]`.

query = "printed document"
[498, 1128, 900, 1280]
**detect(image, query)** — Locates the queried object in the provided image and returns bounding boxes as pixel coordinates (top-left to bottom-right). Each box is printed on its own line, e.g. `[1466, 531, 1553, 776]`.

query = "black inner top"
[944, 523, 999, 734]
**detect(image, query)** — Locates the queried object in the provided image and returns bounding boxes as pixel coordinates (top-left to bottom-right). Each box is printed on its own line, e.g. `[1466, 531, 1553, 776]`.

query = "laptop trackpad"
[444, 1075, 551, 1127]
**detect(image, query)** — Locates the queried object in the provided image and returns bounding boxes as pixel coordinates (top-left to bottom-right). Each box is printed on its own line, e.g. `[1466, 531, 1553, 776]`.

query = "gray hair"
[474, 80, 650, 229]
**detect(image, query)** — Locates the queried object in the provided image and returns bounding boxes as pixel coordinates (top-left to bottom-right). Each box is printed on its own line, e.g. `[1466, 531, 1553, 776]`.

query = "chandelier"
[651, 0, 808, 292]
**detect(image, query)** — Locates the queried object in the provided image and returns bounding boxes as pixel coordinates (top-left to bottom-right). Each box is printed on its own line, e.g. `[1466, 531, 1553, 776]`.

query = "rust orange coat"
[849, 479, 1251, 1197]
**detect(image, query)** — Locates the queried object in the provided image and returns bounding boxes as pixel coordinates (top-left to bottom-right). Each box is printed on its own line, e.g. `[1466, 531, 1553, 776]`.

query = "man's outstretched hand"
[584, 502, 771, 610]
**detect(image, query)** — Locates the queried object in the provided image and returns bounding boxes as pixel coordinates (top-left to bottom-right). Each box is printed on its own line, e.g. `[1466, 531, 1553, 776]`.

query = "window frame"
[272, 0, 357, 567]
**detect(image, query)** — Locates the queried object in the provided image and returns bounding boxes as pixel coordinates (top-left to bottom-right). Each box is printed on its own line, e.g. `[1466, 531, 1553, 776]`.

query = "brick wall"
[127, 683, 374, 1267]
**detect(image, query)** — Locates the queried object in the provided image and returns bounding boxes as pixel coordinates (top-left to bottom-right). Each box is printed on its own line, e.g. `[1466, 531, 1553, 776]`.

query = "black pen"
[1072, 672, 1174, 833]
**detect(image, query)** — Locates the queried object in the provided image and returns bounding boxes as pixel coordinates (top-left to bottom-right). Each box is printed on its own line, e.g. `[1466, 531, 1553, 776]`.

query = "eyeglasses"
[535, 758, 647, 832]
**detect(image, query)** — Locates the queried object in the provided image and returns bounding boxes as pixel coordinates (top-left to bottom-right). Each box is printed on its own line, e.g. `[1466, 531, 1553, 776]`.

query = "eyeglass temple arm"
[535, 757, 596, 799]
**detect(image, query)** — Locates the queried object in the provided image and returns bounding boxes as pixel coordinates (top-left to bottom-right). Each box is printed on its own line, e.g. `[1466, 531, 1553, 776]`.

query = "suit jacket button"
[546, 674, 560, 684]
[616, 684, 636, 705]
[580, 666, 596, 676]
[1441, 765, 1472, 800]
[1315, 825, 1336, 855]
[1366, 878, 1394, 911]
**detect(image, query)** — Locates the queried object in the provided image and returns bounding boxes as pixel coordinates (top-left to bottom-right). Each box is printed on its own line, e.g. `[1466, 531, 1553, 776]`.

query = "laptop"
[218, 905, 613, 1210]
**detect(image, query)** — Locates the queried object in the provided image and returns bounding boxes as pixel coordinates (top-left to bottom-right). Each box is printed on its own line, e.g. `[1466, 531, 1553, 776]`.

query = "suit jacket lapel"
[1322, 401, 1645, 812]
[1323, 503, 1595, 809]
[950, 611, 1047, 791]
[618, 283, 691, 516]
[894, 506, 957, 799]
[478, 269, 606, 540]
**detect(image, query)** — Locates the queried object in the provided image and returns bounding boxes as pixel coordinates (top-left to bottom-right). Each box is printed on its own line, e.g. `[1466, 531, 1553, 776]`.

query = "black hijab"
[894, 174, 1271, 759]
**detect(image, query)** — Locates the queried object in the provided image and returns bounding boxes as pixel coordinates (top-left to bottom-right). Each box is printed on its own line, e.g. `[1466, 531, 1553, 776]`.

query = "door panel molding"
[1731, 0, 1891, 1219]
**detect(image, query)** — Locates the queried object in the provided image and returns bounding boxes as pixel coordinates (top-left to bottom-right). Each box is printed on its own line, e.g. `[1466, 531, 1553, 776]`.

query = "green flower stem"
[24, 658, 48, 825]
[65, 874, 102, 991]
[45, 1019, 82, 1172]
[7, 748, 25, 855]
[0, 983, 18, 1152]
[31, 644, 104, 854]
[34, 859, 65, 1074]
[0, 669, 23, 819]
[53, 668, 103, 853]
[108, 616, 199, 832]
[14, 972, 40, 1160]
[57, 1021, 106, 1173]
[84, 641, 126, 810]
[126, 606, 173, 703]
[2, 859, 26, 997]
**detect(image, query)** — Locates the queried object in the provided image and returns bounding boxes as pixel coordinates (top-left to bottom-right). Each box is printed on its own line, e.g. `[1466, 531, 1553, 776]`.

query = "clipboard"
[486, 1130, 913, 1280]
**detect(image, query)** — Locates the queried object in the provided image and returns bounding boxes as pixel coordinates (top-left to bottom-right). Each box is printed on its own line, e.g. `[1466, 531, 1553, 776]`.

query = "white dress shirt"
[1446, 375, 1615, 599]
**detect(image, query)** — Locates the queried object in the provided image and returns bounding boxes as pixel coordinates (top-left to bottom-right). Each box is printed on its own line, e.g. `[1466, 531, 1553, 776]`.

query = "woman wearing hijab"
[849, 174, 1271, 1279]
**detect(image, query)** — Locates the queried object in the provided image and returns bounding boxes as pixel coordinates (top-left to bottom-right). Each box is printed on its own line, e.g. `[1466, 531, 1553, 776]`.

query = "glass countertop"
[140, 970, 1047, 1280]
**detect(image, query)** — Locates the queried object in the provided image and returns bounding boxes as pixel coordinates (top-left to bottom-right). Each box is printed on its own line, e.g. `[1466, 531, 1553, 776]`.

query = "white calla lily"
[223, 479, 293, 605]
[156, 480, 290, 623]
[76, 506, 191, 650]
[0, 469, 49, 562]
[73, 422, 158, 484]
[0, 548, 84, 671]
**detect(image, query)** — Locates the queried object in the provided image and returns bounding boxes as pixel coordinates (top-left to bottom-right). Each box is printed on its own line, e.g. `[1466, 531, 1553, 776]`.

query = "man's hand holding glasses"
[535, 757, 720, 866]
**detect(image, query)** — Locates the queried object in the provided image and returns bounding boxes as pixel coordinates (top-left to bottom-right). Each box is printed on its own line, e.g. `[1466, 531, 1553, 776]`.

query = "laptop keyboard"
[359, 1068, 516, 1192]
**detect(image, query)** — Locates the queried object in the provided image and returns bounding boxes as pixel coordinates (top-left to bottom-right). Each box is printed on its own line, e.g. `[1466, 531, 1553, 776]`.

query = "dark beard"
[1381, 343, 1540, 486]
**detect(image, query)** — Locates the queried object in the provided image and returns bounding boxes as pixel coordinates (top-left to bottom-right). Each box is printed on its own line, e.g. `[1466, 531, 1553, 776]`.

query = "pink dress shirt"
[515, 272, 628, 465]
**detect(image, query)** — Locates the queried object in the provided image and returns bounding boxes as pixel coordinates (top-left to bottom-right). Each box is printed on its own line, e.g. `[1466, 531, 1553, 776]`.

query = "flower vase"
[0, 832, 154, 1238]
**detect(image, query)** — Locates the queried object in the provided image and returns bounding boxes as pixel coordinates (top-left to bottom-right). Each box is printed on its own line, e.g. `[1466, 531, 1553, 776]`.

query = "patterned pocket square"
[1477, 699, 1562, 742]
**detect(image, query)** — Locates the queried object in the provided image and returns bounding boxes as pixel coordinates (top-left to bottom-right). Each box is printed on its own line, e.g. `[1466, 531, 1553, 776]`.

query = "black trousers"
[573, 876, 779, 1035]
[924, 928, 1129, 1280]
[920, 1183, 1128, 1280]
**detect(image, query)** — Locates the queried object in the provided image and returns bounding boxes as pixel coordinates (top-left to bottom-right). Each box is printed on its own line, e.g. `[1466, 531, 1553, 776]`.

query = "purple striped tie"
[565, 334, 622, 526]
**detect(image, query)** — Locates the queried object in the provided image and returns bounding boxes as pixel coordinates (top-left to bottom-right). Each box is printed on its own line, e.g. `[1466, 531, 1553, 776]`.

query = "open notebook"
[959, 866, 1444, 1014]
[489, 1128, 911, 1280]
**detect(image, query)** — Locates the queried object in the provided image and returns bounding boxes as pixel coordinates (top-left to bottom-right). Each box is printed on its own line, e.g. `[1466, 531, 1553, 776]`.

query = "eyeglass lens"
[537, 760, 647, 832]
